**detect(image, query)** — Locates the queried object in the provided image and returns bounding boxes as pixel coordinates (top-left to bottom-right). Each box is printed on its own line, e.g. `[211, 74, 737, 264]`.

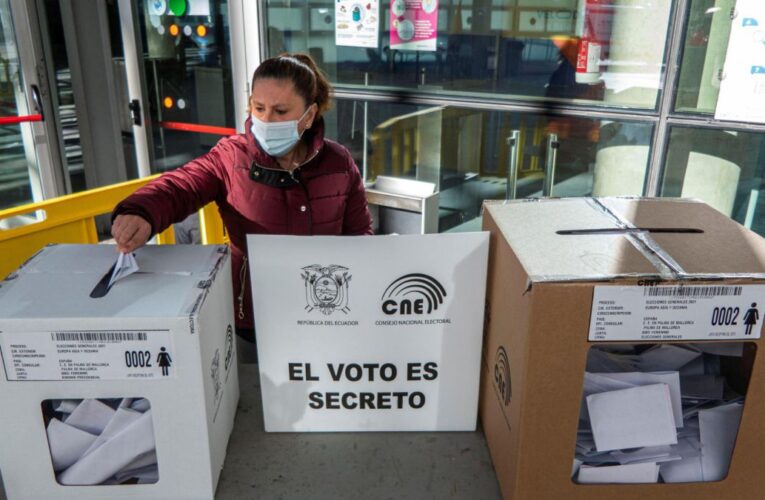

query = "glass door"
[0, 0, 65, 212]
[122, 0, 238, 174]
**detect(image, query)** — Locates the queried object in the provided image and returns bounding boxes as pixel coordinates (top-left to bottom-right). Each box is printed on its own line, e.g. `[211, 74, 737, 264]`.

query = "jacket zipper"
[238, 256, 248, 320]
[290, 169, 313, 235]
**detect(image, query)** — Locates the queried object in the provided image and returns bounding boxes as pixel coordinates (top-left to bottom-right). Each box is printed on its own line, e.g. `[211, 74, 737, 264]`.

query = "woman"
[111, 54, 373, 359]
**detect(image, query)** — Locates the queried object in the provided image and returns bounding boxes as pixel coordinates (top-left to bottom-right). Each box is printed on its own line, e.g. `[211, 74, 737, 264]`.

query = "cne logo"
[494, 346, 511, 406]
[381, 273, 447, 315]
[302, 265, 351, 315]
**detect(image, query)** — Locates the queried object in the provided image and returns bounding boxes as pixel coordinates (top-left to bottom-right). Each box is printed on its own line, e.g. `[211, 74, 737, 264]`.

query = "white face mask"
[250, 107, 311, 157]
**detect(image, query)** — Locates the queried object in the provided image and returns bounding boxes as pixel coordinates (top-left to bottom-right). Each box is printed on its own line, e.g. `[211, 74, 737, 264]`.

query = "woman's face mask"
[250, 107, 311, 158]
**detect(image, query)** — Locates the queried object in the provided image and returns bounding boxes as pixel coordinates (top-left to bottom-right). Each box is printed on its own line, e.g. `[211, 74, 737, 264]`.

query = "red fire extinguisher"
[575, 0, 613, 84]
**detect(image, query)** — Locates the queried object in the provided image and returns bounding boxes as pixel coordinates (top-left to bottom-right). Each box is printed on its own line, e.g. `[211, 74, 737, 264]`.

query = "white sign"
[248, 233, 489, 432]
[336, 0, 380, 48]
[716, 0, 765, 122]
[0, 329, 175, 381]
[589, 285, 765, 341]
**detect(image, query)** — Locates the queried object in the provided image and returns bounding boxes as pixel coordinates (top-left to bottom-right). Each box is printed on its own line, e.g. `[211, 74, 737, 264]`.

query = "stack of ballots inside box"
[44, 398, 157, 485]
[574, 343, 747, 484]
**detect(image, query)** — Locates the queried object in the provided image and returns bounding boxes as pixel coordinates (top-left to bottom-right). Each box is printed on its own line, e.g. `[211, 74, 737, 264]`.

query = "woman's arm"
[112, 139, 235, 238]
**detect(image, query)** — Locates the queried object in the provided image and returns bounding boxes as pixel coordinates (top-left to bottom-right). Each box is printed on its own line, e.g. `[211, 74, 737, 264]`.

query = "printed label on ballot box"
[0, 329, 175, 381]
[589, 285, 765, 341]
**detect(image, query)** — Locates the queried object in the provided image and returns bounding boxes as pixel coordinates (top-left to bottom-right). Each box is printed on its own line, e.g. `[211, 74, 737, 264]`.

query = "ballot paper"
[107, 252, 139, 288]
[660, 455, 704, 483]
[699, 403, 743, 482]
[43, 398, 158, 486]
[587, 384, 678, 452]
[65, 399, 116, 435]
[578, 463, 660, 484]
[81, 407, 143, 457]
[46, 419, 97, 471]
[610, 445, 681, 465]
[638, 345, 702, 372]
[53, 400, 80, 414]
[583, 372, 683, 428]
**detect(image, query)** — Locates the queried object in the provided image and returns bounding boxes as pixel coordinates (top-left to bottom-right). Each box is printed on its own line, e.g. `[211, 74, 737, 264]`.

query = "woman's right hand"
[112, 214, 152, 253]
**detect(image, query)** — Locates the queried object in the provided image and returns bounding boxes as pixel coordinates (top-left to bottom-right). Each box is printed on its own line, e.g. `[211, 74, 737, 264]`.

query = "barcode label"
[0, 329, 173, 381]
[644, 286, 743, 297]
[590, 285, 765, 341]
[52, 332, 148, 342]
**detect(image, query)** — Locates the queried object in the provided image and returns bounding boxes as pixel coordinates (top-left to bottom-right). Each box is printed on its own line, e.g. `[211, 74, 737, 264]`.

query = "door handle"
[128, 99, 142, 126]
[30, 84, 44, 120]
[542, 133, 559, 197]
[505, 130, 521, 200]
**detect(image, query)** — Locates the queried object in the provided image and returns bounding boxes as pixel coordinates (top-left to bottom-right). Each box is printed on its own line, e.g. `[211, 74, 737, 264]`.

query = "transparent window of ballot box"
[572, 342, 754, 484]
[41, 398, 158, 486]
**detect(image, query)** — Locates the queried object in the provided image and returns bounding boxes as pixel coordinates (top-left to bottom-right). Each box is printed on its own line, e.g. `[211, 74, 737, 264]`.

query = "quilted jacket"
[113, 117, 373, 331]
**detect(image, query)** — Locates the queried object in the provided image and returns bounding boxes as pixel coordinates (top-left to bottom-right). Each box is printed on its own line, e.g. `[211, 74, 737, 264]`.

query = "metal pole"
[505, 129, 520, 200]
[645, 0, 689, 196]
[117, 0, 152, 178]
[543, 133, 559, 197]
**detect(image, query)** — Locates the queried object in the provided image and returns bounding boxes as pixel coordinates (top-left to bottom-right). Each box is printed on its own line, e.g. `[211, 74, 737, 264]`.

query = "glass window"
[674, 0, 733, 115]
[660, 126, 765, 234]
[136, 0, 236, 172]
[324, 98, 654, 232]
[265, 0, 674, 109]
[42, 0, 86, 192]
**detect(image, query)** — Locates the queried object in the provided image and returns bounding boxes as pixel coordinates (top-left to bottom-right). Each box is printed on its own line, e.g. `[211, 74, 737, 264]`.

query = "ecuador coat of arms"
[301, 265, 351, 315]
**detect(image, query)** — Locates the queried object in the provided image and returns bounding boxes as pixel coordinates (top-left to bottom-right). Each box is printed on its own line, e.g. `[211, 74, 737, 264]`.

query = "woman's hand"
[112, 214, 152, 253]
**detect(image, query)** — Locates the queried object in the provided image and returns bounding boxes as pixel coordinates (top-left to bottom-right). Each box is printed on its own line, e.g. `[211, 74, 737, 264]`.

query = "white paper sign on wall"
[716, 0, 765, 123]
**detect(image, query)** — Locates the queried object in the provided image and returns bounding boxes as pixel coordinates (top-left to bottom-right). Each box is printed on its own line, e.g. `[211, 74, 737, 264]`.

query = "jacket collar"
[244, 115, 325, 171]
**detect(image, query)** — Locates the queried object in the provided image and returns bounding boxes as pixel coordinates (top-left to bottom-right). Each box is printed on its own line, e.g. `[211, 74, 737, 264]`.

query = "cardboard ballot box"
[0, 244, 239, 500]
[480, 198, 765, 500]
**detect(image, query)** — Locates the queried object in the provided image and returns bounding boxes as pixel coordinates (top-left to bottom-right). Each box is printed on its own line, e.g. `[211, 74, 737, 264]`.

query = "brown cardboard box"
[480, 197, 765, 499]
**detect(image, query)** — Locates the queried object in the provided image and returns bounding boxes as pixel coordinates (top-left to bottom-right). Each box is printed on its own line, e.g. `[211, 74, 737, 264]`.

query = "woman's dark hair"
[251, 53, 332, 116]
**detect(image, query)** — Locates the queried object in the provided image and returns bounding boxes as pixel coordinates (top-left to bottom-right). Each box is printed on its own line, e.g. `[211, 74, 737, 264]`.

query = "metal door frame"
[229, 0, 262, 132]
[117, 0, 153, 178]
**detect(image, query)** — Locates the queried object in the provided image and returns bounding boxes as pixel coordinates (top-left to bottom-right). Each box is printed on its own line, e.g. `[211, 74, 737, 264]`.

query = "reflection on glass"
[266, 0, 672, 109]
[661, 127, 765, 234]
[136, 0, 235, 172]
[325, 98, 653, 232]
[675, 0, 734, 114]
[0, 0, 39, 210]
[42, 0, 86, 192]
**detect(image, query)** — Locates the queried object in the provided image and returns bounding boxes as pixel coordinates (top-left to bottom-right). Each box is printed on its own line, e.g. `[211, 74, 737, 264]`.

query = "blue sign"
[743, 18, 759, 27]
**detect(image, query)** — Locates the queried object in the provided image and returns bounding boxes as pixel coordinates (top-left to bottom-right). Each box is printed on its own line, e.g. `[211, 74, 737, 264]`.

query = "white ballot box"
[248, 233, 489, 432]
[0, 244, 239, 500]
[480, 198, 765, 499]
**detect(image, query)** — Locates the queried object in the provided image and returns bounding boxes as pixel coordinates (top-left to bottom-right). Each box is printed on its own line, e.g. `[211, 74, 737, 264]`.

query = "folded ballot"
[44, 398, 157, 485]
[587, 384, 678, 452]
[107, 252, 140, 288]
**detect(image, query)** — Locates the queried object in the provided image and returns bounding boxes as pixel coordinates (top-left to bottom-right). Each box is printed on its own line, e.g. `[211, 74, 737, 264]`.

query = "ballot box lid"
[0, 244, 227, 319]
[483, 197, 765, 283]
